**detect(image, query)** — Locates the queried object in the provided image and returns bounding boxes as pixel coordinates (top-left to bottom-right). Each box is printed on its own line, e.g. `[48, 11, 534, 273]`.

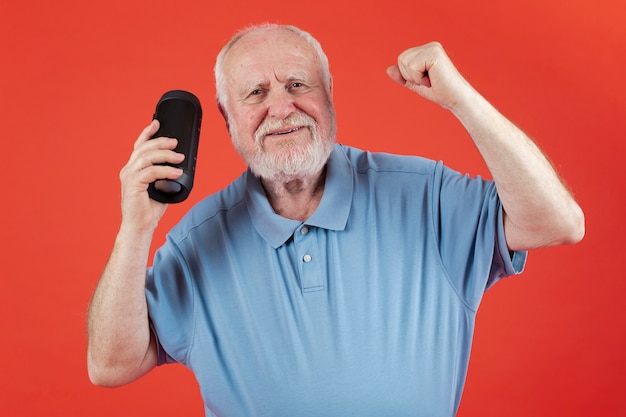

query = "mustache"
[254, 112, 317, 144]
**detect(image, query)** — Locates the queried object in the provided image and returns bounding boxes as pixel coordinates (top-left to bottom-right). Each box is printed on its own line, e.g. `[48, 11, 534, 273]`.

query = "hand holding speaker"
[148, 90, 202, 203]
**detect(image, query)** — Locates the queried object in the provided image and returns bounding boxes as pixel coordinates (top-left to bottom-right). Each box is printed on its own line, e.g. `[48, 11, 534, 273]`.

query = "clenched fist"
[387, 42, 474, 111]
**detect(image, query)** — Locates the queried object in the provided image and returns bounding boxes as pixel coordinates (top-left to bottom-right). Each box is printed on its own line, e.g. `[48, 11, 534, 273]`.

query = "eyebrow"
[281, 71, 310, 85]
[239, 70, 310, 91]
[238, 80, 267, 96]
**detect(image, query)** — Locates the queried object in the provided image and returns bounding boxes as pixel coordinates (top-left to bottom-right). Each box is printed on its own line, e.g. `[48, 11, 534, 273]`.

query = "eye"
[288, 82, 308, 93]
[245, 88, 266, 102]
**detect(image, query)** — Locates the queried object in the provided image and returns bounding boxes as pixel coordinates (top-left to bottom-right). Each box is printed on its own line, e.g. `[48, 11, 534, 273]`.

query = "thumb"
[386, 64, 434, 102]
[386, 65, 406, 86]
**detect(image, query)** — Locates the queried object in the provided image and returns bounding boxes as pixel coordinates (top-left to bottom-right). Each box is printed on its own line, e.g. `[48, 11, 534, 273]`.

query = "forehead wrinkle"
[274, 68, 309, 83]
[225, 34, 324, 103]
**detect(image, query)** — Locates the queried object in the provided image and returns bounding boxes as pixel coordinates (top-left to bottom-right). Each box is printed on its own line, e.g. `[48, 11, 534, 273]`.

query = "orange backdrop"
[1, 0, 625, 415]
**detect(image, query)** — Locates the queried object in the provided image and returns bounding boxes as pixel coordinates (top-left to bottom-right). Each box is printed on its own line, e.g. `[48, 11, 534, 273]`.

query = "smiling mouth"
[267, 126, 305, 136]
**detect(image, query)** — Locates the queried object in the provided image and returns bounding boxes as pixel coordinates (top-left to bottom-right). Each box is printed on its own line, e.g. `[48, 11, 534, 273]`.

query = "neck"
[261, 167, 327, 221]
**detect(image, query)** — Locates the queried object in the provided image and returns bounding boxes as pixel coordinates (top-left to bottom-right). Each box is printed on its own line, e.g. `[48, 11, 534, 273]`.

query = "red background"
[1, 0, 625, 415]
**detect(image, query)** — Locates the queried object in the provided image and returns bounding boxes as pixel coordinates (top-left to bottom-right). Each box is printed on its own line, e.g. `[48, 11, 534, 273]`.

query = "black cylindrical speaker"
[148, 90, 202, 204]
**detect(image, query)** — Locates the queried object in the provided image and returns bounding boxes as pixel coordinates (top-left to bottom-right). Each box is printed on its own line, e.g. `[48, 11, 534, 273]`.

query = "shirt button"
[303, 254, 312, 263]
[301, 226, 309, 235]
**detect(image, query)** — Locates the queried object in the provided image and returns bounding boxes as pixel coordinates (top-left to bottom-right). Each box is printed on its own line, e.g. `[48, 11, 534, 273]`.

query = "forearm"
[450, 87, 585, 250]
[87, 227, 157, 386]
[86, 121, 182, 385]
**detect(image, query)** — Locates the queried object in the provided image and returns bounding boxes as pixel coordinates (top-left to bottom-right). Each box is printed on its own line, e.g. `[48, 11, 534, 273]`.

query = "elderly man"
[87, 23, 584, 417]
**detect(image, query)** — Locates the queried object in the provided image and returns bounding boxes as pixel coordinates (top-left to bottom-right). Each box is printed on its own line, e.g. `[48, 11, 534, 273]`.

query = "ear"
[328, 75, 333, 98]
[217, 102, 230, 131]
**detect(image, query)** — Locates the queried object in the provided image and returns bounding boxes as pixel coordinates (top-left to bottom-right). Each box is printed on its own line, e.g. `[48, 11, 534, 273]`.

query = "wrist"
[117, 221, 157, 249]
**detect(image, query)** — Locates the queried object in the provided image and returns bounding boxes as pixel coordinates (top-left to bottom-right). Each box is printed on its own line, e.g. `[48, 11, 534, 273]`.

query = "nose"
[267, 88, 297, 120]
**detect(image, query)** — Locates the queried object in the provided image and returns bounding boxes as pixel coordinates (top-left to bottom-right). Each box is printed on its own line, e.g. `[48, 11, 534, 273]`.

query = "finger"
[147, 148, 186, 166]
[122, 145, 185, 182]
[136, 165, 184, 187]
[387, 63, 431, 95]
[128, 136, 181, 165]
[413, 69, 432, 88]
[398, 55, 432, 88]
[133, 119, 161, 148]
[121, 159, 184, 191]
[137, 136, 180, 153]
[134, 147, 185, 171]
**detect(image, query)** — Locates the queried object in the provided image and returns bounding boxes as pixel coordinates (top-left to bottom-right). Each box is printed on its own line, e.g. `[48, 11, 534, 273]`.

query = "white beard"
[232, 112, 335, 182]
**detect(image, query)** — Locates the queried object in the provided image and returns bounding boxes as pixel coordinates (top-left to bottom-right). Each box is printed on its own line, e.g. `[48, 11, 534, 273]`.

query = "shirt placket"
[294, 224, 325, 293]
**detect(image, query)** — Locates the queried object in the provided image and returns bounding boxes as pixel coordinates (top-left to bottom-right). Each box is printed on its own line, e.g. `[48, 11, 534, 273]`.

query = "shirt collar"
[245, 144, 353, 248]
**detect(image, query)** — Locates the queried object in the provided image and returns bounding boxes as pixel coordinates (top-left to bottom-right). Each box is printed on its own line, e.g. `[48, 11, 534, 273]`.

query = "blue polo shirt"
[146, 143, 526, 417]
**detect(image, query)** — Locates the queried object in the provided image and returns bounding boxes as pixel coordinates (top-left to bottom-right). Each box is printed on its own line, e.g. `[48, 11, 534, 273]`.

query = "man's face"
[220, 28, 336, 181]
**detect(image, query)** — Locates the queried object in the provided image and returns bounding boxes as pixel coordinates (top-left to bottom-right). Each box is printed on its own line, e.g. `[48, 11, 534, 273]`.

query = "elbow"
[87, 340, 156, 387]
[557, 203, 586, 245]
[568, 210, 586, 245]
[87, 344, 117, 387]
[87, 355, 126, 388]
[87, 346, 141, 388]
[505, 200, 585, 250]
[88, 368, 116, 388]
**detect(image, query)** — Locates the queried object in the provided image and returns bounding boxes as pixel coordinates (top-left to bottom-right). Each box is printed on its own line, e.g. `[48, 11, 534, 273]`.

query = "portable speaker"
[148, 90, 202, 203]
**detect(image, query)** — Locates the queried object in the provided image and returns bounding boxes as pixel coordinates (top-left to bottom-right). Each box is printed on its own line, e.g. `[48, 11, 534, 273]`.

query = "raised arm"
[87, 120, 185, 386]
[387, 42, 584, 250]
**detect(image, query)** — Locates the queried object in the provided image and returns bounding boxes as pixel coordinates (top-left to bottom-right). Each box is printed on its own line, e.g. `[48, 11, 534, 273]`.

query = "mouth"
[266, 126, 305, 136]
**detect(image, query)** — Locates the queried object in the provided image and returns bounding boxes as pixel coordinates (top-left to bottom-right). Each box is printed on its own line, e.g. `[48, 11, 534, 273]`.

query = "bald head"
[214, 24, 332, 112]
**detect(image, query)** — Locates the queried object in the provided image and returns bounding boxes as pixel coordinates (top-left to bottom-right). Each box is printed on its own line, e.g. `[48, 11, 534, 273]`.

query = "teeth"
[272, 127, 300, 135]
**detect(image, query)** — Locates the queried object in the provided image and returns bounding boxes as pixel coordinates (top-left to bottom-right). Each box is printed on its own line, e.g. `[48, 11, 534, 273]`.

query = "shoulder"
[335, 144, 494, 201]
[168, 172, 248, 244]
[337, 144, 439, 176]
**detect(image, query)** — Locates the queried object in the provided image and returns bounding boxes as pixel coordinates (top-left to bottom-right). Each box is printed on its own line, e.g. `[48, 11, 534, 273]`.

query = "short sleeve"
[145, 238, 195, 366]
[433, 162, 527, 309]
